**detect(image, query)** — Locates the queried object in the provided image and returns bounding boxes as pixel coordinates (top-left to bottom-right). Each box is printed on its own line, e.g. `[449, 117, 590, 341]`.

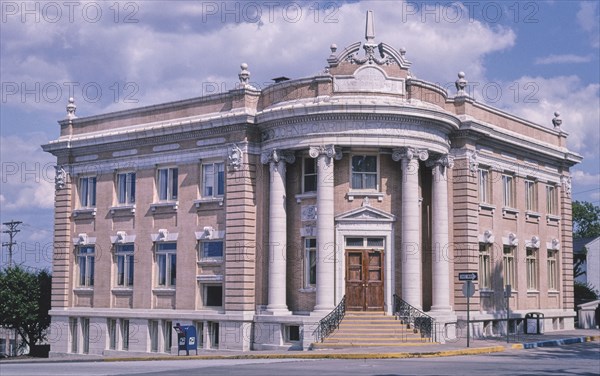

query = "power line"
[2, 220, 23, 268]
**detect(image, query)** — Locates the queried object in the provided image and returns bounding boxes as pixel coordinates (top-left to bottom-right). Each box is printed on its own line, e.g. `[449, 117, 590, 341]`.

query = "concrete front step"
[312, 342, 436, 348]
[311, 311, 435, 349]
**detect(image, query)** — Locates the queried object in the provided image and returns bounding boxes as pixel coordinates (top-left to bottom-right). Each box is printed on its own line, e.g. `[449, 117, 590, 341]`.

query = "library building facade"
[43, 12, 581, 355]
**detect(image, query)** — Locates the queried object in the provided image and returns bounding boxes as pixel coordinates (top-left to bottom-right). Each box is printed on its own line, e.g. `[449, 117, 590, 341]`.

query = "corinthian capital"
[308, 145, 342, 160]
[261, 149, 296, 165]
[392, 147, 429, 162]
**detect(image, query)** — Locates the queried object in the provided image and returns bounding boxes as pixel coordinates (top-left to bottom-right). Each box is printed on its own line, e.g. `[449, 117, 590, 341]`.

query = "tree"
[574, 281, 599, 306]
[572, 201, 600, 239]
[0, 266, 51, 349]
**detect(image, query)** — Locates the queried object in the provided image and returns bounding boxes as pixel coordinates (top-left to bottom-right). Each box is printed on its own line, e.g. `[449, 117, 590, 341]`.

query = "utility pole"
[2, 220, 23, 268]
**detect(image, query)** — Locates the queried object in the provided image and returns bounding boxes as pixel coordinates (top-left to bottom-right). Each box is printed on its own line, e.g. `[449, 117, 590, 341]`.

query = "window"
[121, 319, 130, 350]
[303, 158, 317, 193]
[108, 319, 117, 350]
[69, 318, 78, 353]
[502, 175, 515, 207]
[115, 244, 134, 287]
[81, 317, 90, 354]
[196, 322, 205, 349]
[202, 162, 225, 197]
[546, 185, 558, 215]
[163, 320, 172, 353]
[204, 285, 223, 307]
[526, 248, 538, 290]
[525, 180, 537, 211]
[156, 243, 177, 287]
[479, 169, 491, 203]
[351, 155, 378, 190]
[149, 320, 159, 352]
[199, 241, 223, 259]
[479, 244, 491, 289]
[117, 172, 136, 205]
[548, 250, 558, 290]
[503, 246, 516, 288]
[79, 176, 96, 207]
[304, 238, 317, 287]
[77, 246, 95, 287]
[286, 325, 300, 342]
[157, 167, 178, 201]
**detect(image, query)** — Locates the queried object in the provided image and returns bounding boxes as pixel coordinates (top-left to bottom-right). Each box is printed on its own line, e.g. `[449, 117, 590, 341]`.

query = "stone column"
[428, 154, 454, 312]
[310, 145, 342, 312]
[261, 149, 295, 314]
[393, 147, 428, 310]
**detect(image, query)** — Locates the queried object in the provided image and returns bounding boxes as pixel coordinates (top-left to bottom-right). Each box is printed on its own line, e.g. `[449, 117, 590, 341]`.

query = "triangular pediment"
[335, 205, 396, 222]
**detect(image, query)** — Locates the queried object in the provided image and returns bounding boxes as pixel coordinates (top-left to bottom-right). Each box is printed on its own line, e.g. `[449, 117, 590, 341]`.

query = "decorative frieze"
[301, 205, 317, 221]
[561, 176, 572, 197]
[228, 144, 244, 171]
[55, 165, 67, 190]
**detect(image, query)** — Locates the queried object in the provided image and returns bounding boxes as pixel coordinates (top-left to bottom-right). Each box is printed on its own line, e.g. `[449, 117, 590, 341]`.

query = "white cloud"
[0, 133, 55, 212]
[535, 54, 593, 65]
[0, 1, 516, 116]
[493, 75, 600, 157]
[577, 2, 600, 48]
[572, 170, 600, 185]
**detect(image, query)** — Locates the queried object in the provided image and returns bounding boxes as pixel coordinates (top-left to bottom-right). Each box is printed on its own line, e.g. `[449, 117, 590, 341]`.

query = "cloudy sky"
[1, 0, 599, 271]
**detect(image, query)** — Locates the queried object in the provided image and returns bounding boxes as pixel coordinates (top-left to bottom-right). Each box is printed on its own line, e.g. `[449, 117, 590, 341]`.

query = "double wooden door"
[345, 249, 384, 311]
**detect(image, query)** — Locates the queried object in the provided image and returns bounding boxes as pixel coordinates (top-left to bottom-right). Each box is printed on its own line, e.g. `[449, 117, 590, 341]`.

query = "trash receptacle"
[525, 312, 544, 334]
[174, 323, 198, 355]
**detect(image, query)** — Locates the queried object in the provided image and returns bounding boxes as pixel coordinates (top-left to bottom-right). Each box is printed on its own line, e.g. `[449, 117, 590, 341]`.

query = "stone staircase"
[312, 311, 436, 348]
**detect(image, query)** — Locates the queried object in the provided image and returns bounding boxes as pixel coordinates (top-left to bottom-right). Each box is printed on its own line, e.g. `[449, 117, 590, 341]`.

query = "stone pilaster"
[309, 145, 342, 312]
[225, 148, 257, 312]
[52, 164, 73, 309]
[560, 175, 573, 310]
[261, 149, 295, 314]
[451, 149, 480, 312]
[393, 147, 428, 310]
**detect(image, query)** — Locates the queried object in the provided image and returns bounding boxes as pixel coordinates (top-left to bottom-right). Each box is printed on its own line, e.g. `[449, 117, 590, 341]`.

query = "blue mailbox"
[174, 323, 198, 355]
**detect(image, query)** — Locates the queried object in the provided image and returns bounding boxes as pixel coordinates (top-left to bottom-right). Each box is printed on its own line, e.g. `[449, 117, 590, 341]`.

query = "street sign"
[462, 281, 475, 297]
[504, 284, 512, 298]
[458, 272, 478, 281]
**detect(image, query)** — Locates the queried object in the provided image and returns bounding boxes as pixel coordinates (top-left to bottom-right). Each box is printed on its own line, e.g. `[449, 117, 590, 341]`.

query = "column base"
[265, 305, 292, 315]
[430, 305, 453, 312]
[311, 305, 335, 314]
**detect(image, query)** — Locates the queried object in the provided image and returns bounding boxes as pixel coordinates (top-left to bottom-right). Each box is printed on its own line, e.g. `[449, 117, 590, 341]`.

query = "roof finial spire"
[365, 10, 375, 43]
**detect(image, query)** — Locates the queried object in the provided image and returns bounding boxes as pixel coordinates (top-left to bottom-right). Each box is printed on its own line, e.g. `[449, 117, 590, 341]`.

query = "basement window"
[285, 325, 300, 342]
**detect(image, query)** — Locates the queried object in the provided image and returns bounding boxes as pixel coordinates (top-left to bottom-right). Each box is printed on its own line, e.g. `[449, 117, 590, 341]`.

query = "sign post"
[460, 272, 477, 348]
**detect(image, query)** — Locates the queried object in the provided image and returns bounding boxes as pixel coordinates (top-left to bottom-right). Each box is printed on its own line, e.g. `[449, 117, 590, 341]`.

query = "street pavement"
[0, 329, 600, 364]
[0, 341, 598, 376]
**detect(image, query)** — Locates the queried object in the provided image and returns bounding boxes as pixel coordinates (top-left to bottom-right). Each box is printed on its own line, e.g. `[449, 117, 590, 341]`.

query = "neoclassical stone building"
[43, 12, 581, 355]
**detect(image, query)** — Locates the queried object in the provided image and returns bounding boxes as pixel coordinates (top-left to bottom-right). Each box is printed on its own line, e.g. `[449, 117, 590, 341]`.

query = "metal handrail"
[393, 294, 437, 342]
[312, 295, 346, 343]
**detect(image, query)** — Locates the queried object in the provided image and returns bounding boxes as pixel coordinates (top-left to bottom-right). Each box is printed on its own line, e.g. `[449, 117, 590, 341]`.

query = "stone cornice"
[57, 87, 260, 128]
[43, 121, 256, 157]
[458, 119, 582, 166]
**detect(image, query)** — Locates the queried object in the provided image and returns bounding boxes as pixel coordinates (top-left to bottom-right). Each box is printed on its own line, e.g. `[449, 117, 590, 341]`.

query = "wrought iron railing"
[393, 294, 437, 342]
[313, 295, 346, 343]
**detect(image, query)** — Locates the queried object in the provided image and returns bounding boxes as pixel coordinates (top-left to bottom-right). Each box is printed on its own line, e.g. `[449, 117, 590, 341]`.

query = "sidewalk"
[1, 329, 598, 363]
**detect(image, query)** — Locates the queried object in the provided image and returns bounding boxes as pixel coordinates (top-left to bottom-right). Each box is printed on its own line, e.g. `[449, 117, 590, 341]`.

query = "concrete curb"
[510, 335, 599, 350]
[103, 346, 506, 362]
